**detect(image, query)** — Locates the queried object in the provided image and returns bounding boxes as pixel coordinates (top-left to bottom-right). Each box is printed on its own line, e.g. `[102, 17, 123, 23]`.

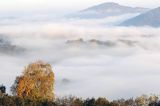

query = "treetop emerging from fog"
[11, 60, 54, 101]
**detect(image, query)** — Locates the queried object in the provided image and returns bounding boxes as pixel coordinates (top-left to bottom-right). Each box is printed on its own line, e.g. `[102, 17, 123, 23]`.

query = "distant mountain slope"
[120, 7, 160, 27]
[68, 2, 149, 19]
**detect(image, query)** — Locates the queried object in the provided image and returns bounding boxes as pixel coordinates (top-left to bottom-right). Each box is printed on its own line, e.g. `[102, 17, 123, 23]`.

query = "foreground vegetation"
[0, 61, 160, 106]
[0, 91, 160, 106]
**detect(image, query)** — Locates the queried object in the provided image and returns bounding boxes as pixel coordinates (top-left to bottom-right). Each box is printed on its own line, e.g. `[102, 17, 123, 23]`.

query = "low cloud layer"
[0, 18, 160, 100]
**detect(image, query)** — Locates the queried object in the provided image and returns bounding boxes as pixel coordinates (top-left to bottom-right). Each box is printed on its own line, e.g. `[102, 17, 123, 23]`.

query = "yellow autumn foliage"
[14, 61, 54, 101]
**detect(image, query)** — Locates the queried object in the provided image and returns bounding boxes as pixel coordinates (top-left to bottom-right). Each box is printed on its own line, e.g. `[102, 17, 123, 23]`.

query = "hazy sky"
[0, 0, 159, 13]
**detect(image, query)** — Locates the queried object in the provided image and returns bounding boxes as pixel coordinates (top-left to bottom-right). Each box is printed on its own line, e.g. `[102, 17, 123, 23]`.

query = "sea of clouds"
[0, 15, 160, 100]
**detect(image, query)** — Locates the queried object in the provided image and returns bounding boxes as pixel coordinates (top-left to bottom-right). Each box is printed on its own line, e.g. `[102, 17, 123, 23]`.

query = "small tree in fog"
[94, 97, 109, 106]
[135, 95, 149, 106]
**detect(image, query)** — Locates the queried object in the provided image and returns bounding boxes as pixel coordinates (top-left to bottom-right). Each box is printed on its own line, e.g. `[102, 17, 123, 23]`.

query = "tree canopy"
[11, 61, 54, 101]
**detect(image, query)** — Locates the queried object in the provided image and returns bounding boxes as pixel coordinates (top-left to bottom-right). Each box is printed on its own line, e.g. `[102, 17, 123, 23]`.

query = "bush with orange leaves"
[11, 61, 54, 101]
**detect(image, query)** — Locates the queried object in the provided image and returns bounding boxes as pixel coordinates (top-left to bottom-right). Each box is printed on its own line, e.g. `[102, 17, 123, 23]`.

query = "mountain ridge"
[120, 7, 160, 27]
[68, 2, 149, 19]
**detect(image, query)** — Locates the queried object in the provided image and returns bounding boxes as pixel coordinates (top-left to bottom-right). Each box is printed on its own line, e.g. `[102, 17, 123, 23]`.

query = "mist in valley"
[0, 11, 159, 100]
